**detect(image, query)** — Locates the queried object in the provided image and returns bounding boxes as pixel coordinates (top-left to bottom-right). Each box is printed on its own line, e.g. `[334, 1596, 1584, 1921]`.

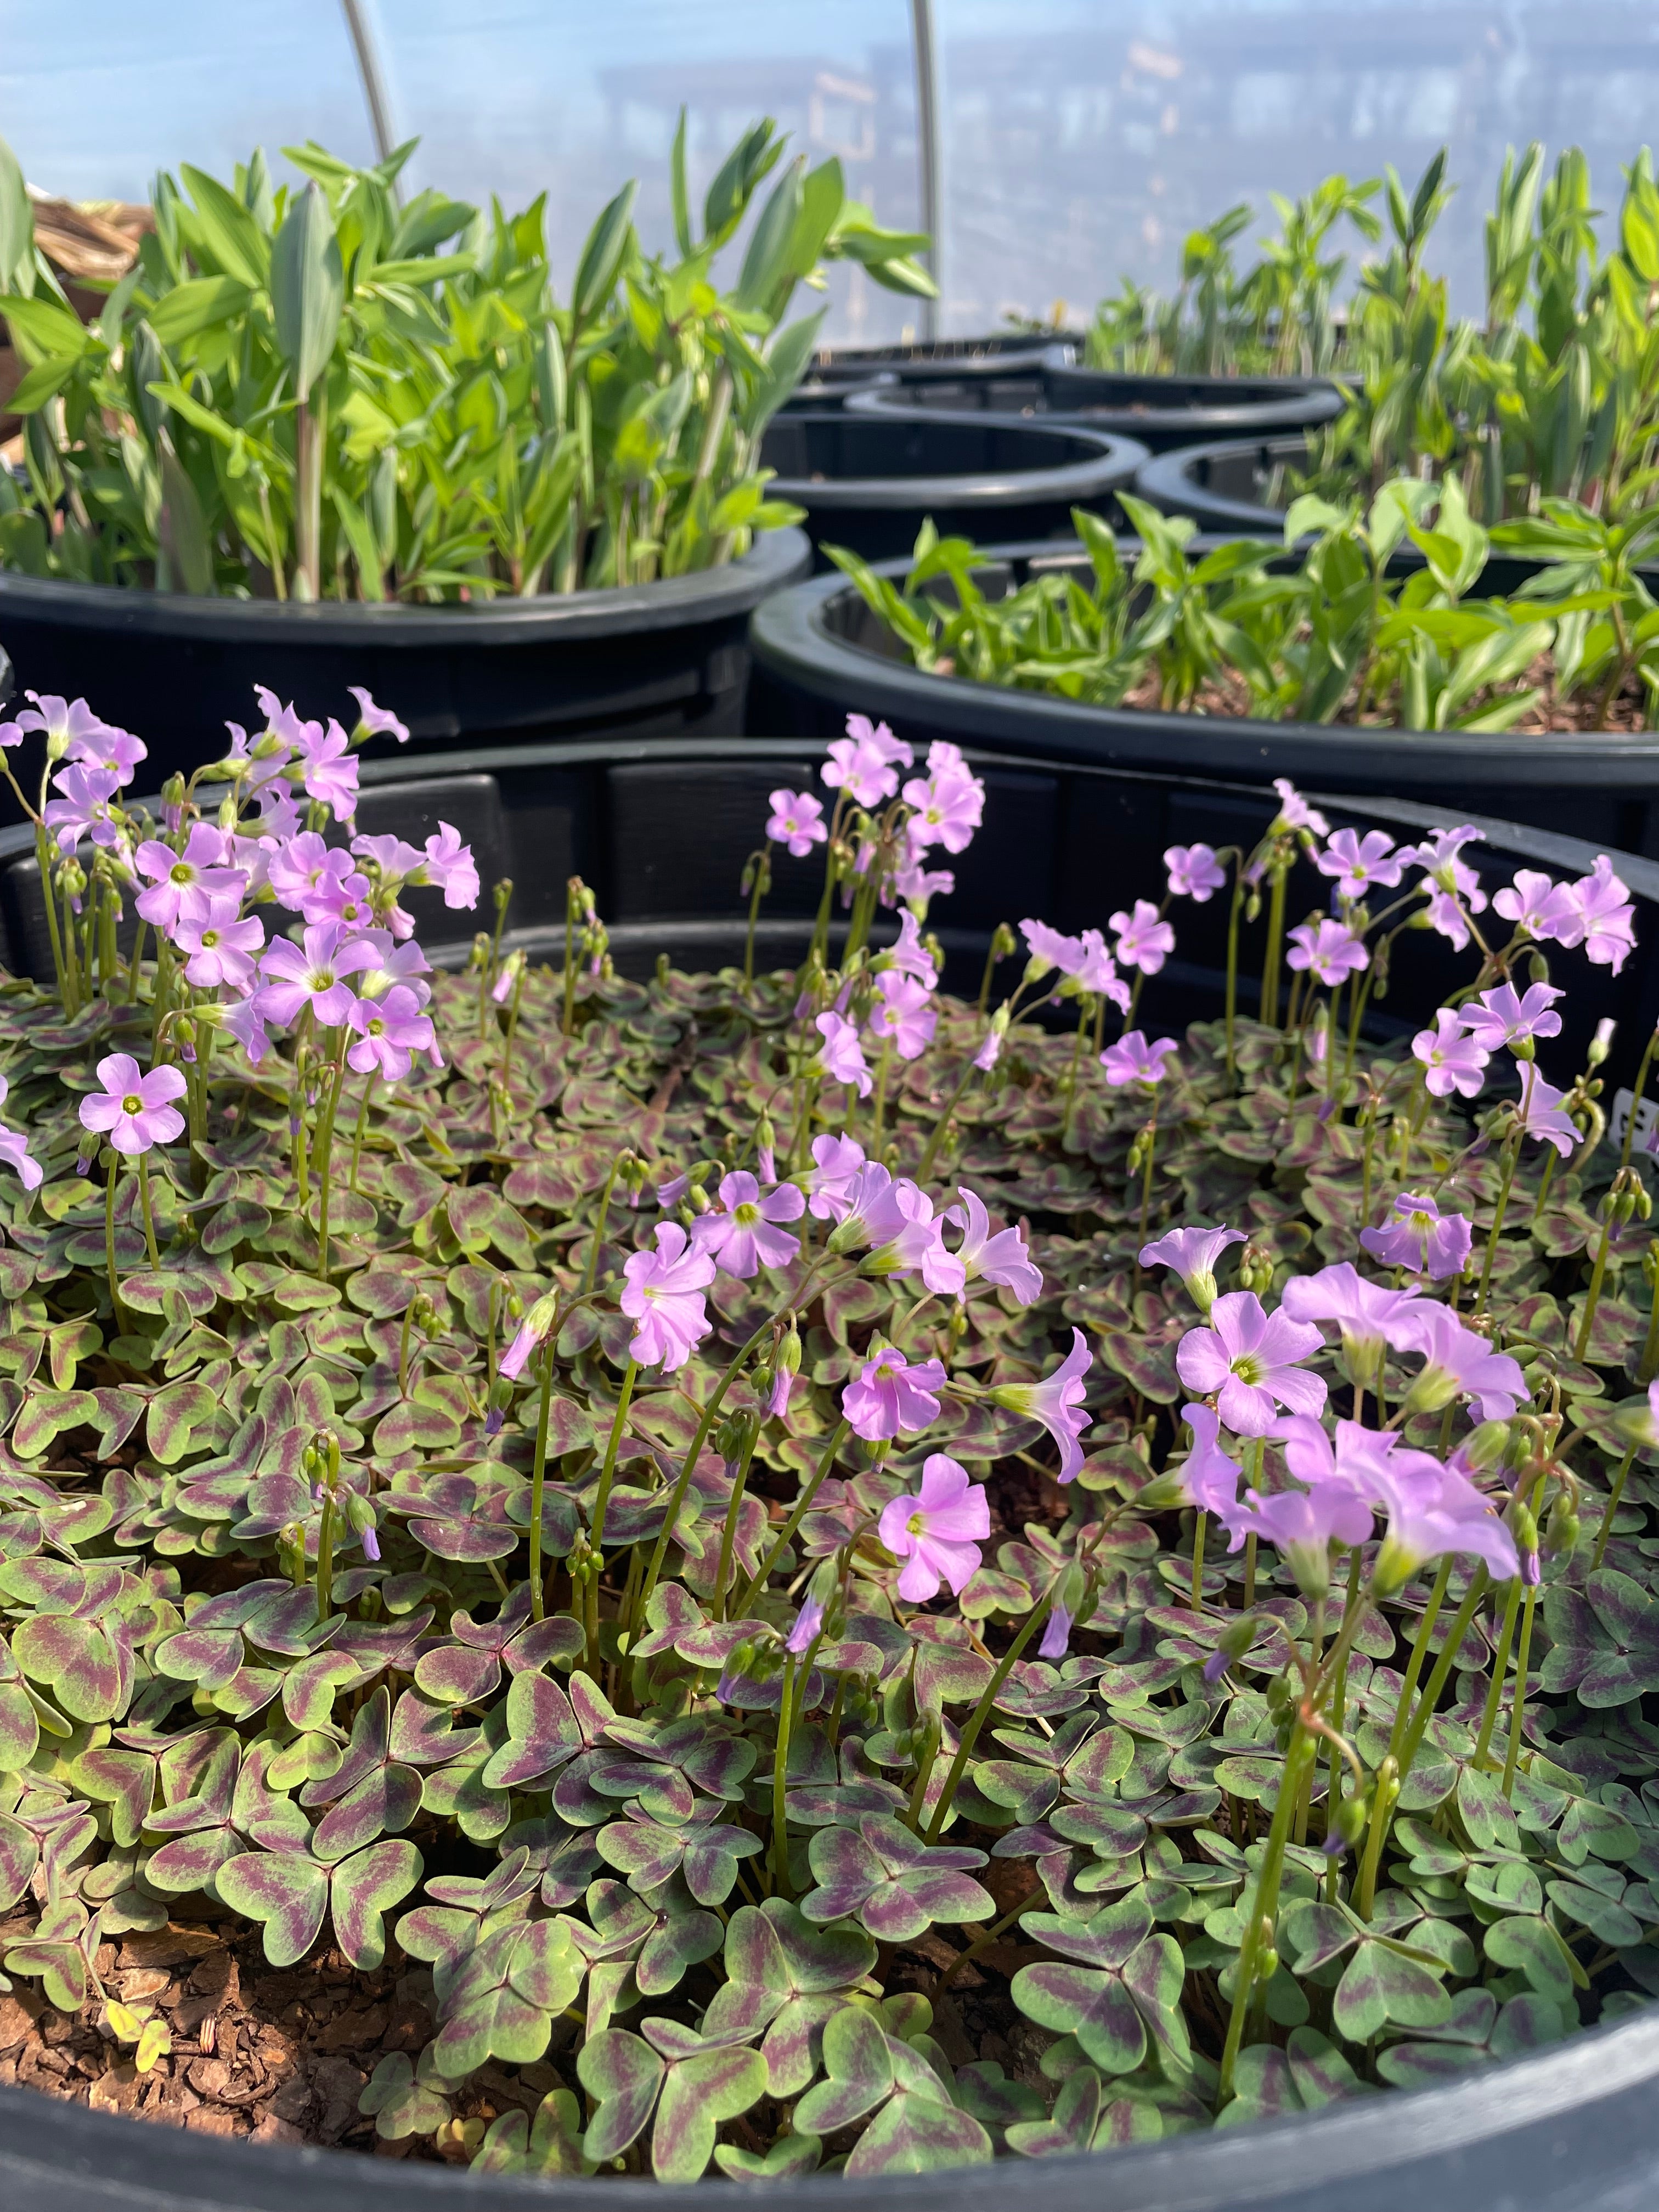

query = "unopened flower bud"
[1544, 1494, 1580, 1558]
[1588, 1018, 1616, 1067]
[1527, 950, 1550, 985]
[1463, 1419, 1511, 1471]
[1237, 1243, 1276, 1295]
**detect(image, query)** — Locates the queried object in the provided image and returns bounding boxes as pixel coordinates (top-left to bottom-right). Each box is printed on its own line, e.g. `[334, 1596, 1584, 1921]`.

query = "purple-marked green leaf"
[232, 1742, 312, 1852]
[597, 1818, 685, 1893]
[714, 2132, 823, 2181]
[12, 1388, 97, 1459]
[1012, 1960, 1144, 2074]
[793, 2006, 894, 2134]
[330, 1837, 424, 1969]
[242, 1583, 343, 1657]
[147, 1730, 239, 1832]
[800, 1813, 992, 1939]
[479, 1671, 581, 1790]
[146, 1379, 218, 1464]
[577, 2028, 666, 2162]
[636, 1900, 724, 1995]
[433, 1917, 584, 2074]
[681, 1822, 764, 1906]
[1285, 2025, 1362, 2108]
[913, 1643, 994, 1711]
[0, 1812, 39, 1909]
[1217, 2044, 1302, 2125]
[313, 1761, 424, 1861]
[1558, 1796, 1639, 1866]
[152, 1624, 245, 1690]
[146, 1824, 242, 1893]
[953, 2060, 1045, 2131]
[390, 1688, 483, 1768]
[844, 2091, 994, 2177]
[651, 2046, 769, 2183]
[12, 1610, 131, 1722]
[0, 1679, 40, 1772]
[281, 1650, 364, 1731]
[1006, 2061, 1103, 2158]
[69, 1747, 153, 1846]
[1481, 1915, 1579, 2002]
[1333, 1939, 1452, 2042]
[217, 1847, 330, 1966]
[1280, 1898, 1363, 1974]
[973, 1759, 1060, 1826]
[358, 2050, 452, 2140]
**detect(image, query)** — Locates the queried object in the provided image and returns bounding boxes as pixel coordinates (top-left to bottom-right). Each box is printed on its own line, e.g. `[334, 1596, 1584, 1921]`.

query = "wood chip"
[118, 1928, 222, 1971]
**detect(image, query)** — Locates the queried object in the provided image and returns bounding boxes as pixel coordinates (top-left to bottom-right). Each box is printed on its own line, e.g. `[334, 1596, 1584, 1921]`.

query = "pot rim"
[761, 419, 1146, 511]
[0, 528, 810, 648]
[748, 541, 1659, 785]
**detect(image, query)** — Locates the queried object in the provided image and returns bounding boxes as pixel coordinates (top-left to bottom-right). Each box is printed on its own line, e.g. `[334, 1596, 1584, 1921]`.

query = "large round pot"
[0, 526, 811, 791]
[748, 539, 1659, 859]
[1, 732, 1658, 2207]
[777, 368, 901, 414]
[816, 337, 1069, 414]
[1134, 433, 1324, 534]
[756, 416, 1146, 568]
[1036, 351, 1346, 452]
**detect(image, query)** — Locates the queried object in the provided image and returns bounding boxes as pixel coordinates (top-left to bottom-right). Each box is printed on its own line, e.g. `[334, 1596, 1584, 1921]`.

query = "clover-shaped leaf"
[358, 2047, 454, 2140]
[432, 1915, 586, 2076]
[703, 1899, 878, 2095]
[217, 1836, 422, 1968]
[800, 1814, 992, 1941]
[1013, 1896, 1190, 2073]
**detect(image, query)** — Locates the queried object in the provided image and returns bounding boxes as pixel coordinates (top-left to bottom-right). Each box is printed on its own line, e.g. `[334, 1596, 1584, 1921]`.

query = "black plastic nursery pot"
[747, 539, 1659, 861]
[847, 358, 1346, 454]
[0, 526, 811, 793]
[815, 338, 1065, 415]
[1034, 354, 1347, 453]
[755, 416, 1146, 569]
[778, 368, 901, 414]
[3, 733, 1659, 2206]
[1133, 434, 1323, 535]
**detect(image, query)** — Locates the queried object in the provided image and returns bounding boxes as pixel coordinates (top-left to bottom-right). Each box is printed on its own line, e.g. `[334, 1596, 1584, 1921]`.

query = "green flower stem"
[1391, 1567, 1489, 1806]
[1574, 1207, 1617, 1364]
[1478, 1086, 1532, 1308]
[1637, 1267, 1659, 1386]
[1224, 870, 1246, 1080]
[871, 1038, 895, 1147]
[742, 843, 771, 989]
[1260, 861, 1289, 1029]
[771, 1654, 799, 1898]
[348, 1069, 378, 1193]
[1387, 1559, 1452, 1764]
[1503, 1583, 1539, 1799]
[583, 1356, 638, 1674]
[315, 1488, 335, 1624]
[34, 826, 69, 1010]
[528, 1338, 560, 1622]
[1593, 1445, 1639, 1570]
[1190, 1509, 1207, 1611]
[1324, 1550, 1363, 1901]
[1530, 1143, 1560, 1228]
[561, 895, 578, 1036]
[1619, 1023, 1659, 1169]
[976, 934, 1004, 1014]
[639, 1267, 841, 1632]
[1217, 1722, 1318, 2106]
[313, 1054, 348, 1280]
[125, 916, 147, 1004]
[1353, 1753, 1399, 1923]
[904, 1712, 943, 1833]
[923, 1592, 1053, 1843]
[1473, 1578, 1523, 1768]
[499, 966, 527, 1091]
[714, 1417, 762, 1622]
[917, 1042, 988, 1182]
[1136, 1098, 1161, 1255]
[582, 1148, 631, 1298]
[1060, 1005, 1089, 1146]
[103, 1154, 126, 1328]
[136, 1153, 161, 1272]
[736, 1417, 853, 1618]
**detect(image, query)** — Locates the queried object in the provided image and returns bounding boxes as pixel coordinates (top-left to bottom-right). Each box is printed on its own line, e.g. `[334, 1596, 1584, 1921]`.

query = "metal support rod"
[910, 0, 942, 341]
[340, 0, 402, 183]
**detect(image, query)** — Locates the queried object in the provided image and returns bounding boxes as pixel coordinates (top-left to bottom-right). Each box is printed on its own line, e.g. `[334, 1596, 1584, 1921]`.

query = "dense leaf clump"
[0, 695, 1653, 2180]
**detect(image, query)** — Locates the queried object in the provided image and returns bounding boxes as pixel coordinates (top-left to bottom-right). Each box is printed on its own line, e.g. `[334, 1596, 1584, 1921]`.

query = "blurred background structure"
[5, 0, 1658, 343]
